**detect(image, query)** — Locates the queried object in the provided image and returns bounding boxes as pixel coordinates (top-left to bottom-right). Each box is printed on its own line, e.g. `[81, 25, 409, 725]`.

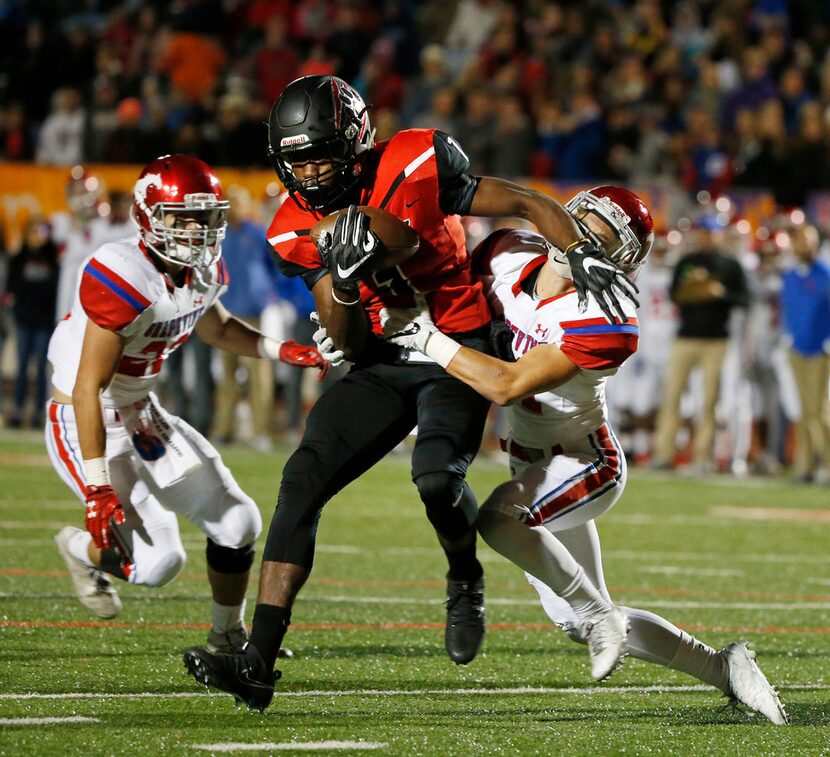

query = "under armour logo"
[535, 324, 549, 339]
[193, 295, 205, 306]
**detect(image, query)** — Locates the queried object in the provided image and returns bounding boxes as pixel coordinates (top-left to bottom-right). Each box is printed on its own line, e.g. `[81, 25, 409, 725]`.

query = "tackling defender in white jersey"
[47, 154, 325, 654]
[378, 186, 788, 724]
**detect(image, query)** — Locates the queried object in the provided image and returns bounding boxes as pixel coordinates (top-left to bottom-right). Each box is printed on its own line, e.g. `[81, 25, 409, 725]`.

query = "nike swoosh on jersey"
[337, 252, 374, 279]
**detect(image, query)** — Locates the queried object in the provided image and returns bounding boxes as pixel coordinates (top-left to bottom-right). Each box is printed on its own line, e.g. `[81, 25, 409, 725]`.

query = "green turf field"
[0, 430, 828, 755]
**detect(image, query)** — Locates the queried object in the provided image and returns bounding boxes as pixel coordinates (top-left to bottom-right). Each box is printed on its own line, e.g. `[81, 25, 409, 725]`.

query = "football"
[310, 205, 419, 273]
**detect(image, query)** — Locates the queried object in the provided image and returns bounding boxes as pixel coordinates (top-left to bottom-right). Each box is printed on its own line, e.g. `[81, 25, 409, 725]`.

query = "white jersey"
[484, 233, 638, 447]
[48, 234, 229, 408]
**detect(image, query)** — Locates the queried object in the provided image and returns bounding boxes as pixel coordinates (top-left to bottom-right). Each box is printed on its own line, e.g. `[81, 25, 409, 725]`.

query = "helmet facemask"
[566, 191, 648, 274]
[143, 193, 229, 269]
[271, 129, 365, 211]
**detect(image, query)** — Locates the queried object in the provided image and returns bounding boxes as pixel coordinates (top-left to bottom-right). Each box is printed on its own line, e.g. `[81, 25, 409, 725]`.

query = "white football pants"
[45, 399, 261, 587]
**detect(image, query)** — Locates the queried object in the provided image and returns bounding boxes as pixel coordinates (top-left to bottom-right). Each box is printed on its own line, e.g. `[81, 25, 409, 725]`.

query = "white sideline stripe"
[608, 549, 830, 565]
[192, 742, 386, 752]
[2, 684, 827, 701]
[0, 520, 69, 529]
[0, 716, 99, 725]
[2, 592, 828, 611]
[640, 566, 745, 577]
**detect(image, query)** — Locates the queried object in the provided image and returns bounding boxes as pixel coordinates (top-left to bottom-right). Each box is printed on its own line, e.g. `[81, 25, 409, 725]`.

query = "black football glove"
[317, 205, 380, 297]
[565, 238, 640, 324]
[489, 318, 516, 362]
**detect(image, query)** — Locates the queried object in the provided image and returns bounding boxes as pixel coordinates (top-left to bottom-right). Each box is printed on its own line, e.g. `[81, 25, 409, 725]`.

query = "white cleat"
[722, 641, 790, 725]
[584, 606, 629, 681]
[54, 527, 122, 619]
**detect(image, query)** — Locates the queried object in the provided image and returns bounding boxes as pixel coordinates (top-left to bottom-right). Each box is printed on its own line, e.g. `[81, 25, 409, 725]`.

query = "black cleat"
[183, 646, 280, 712]
[444, 574, 485, 664]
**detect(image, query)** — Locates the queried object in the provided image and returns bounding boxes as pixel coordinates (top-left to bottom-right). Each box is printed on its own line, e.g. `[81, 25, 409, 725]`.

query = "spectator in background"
[53, 168, 106, 321]
[0, 102, 34, 161]
[210, 93, 264, 168]
[6, 218, 59, 428]
[83, 77, 120, 163]
[0, 230, 10, 418]
[652, 215, 749, 472]
[255, 15, 300, 103]
[103, 98, 145, 164]
[490, 92, 534, 178]
[720, 47, 779, 131]
[97, 190, 136, 242]
[400, 44, 453, 126]
[36, 88, 85, 166]
[211, 186, 278, 452]
[408, 86, 458, 134]
[156, 25, 226, 104]
[744, 231, 791, 474]
[456, 87, 495, 175]
[780, 224, 830, 483]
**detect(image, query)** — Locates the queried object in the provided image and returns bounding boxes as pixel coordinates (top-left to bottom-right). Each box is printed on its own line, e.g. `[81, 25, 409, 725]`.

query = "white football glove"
[379, 299, 437, 354]
[309, 312, 346, 367]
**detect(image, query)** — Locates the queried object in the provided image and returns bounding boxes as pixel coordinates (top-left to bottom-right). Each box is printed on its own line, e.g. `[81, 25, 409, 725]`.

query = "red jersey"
[267, 128, 491, 336]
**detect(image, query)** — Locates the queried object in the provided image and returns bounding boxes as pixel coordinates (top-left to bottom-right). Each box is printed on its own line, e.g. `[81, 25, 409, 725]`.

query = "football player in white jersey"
[379, 186, 788, 724]
[47, 154, 326, 654]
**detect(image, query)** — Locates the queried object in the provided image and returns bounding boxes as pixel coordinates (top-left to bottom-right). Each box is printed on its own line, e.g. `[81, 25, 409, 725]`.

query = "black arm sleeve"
[434, 131, 481, 216]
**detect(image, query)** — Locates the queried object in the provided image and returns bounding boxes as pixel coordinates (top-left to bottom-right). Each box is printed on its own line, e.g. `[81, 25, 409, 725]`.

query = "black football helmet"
[267, 75, 374, 211]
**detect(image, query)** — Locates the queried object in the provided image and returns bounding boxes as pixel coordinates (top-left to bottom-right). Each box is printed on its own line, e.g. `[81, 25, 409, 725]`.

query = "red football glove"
[279, 339, 330, 380]
[84, 485, 126, 550]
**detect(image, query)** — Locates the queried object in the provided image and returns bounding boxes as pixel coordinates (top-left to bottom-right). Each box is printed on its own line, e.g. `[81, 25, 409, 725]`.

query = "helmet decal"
[133, 172, 163, 219]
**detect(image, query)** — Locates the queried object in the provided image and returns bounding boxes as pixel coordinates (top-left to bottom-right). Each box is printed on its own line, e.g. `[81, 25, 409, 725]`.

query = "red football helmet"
[132, 154, 229, 268]
[565, 185, 655, 273]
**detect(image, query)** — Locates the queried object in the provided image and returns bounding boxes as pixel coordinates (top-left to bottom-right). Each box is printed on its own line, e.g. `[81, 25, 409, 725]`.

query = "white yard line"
[191, 742, 387, 752]
[1, 684, 827, 701]
[0, 716, 99, 725]
[640, 566, 745, 577]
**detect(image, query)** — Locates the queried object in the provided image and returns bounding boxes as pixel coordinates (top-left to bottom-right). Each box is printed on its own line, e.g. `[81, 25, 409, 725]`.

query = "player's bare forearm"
[196, 302, 262, 357]
[72, 322, 124, 460]
[469, 177, 584, 250]
[312, 275, 367, 361]
[443, 341, 580, 406]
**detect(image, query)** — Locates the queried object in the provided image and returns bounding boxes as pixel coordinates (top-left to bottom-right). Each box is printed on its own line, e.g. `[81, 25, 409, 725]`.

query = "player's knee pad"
[206, 538, 255, 574]
[137, 547, 186, 587]
[414, 472, 476, 538]
[212, 496, 262, 550]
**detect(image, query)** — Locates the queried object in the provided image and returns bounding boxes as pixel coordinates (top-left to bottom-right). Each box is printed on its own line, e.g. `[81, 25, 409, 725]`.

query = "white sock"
[67, 529, 94, 567]
[557, 564, 612, 623]
[669, 629, 729, 692]
[621, 606, 728, 691]
[211, 599, 246, 633]
[478, 509, 612, 623]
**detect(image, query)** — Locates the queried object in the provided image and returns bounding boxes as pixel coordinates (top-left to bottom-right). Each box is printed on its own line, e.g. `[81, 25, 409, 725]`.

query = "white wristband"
[423, 331, 462, 369]
[256, 336, 282, 360]
[82, 457, 110, 487]
[331, 288, 361, 306]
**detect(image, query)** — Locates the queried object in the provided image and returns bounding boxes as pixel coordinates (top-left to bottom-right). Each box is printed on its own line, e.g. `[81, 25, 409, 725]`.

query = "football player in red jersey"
[183, 75, 638, 711]
[48, 154, 326, 654]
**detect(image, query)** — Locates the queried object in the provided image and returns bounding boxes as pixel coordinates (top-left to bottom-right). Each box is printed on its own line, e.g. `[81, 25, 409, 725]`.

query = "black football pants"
[262, 355, 491, 568]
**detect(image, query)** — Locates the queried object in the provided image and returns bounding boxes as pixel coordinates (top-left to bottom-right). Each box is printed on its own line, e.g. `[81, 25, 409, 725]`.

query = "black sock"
[99, 548, 128, 581]
[445, 538, 483, 583]
[247, 604, 291, 673]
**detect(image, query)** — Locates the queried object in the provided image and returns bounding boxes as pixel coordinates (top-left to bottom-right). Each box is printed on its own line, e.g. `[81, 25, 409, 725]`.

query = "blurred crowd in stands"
[2, 0, 830, 480]
[1, 0, 830, 203]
